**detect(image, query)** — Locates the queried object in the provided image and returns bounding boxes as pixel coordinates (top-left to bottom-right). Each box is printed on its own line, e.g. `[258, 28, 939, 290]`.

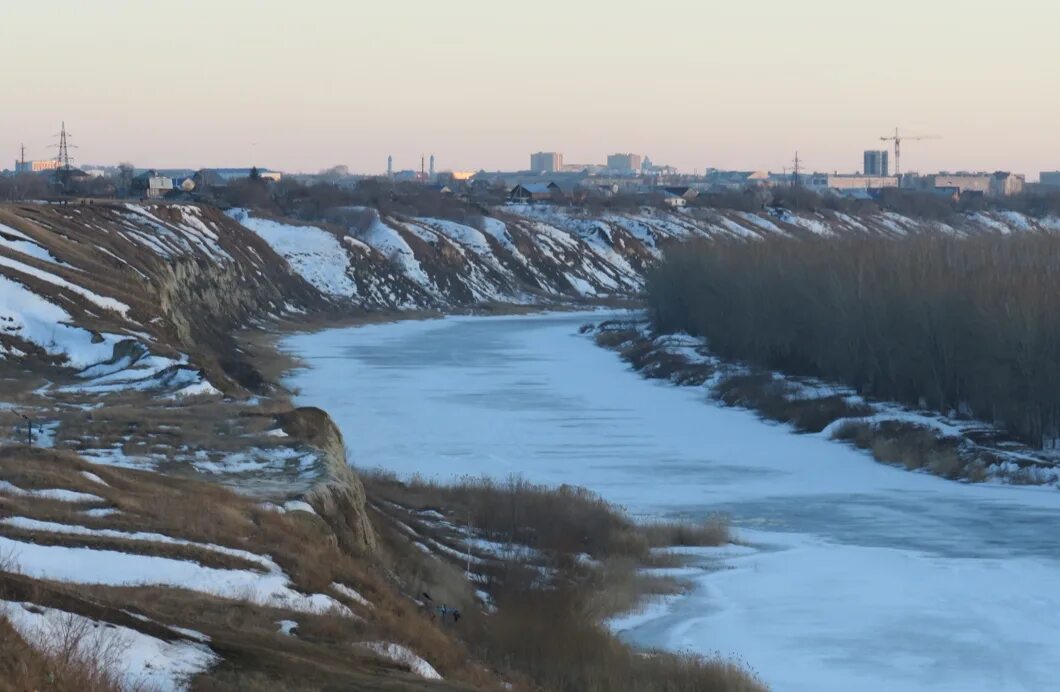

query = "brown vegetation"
[0, 613, 127, 692]
[463, 584, 764, 692]
[714, 373, 872, 434]
[648, 233, 1060, 448]
[0, 446, 492, 690]
[363, 472, 760, 692]
[364, 473, 729, 563]
[832, 421, 968, 479]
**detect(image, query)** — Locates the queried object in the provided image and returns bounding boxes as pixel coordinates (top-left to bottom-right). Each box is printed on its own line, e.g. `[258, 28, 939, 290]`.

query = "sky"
[0, 0, 1057, 178]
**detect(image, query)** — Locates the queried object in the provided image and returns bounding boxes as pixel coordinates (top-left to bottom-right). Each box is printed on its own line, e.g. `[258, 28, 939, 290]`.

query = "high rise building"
[607, 153, 643, 174]
[864, 150, 890, 177]
[1040, 171, 1060, 188]
[530, 152, 563, 173]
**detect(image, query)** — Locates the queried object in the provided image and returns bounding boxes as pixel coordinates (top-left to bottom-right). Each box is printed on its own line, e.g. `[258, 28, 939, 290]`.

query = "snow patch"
[359, 641, 442, 680]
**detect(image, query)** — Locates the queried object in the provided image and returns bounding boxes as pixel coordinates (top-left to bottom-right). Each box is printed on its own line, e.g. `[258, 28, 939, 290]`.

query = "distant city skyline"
[2, 1, 1058, 179]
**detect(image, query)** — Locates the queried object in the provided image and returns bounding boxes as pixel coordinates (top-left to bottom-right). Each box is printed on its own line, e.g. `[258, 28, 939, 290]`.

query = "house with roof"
[662, 186, 698, 206]
[508, 182, 561, 203]
[131, 171, 175, 199]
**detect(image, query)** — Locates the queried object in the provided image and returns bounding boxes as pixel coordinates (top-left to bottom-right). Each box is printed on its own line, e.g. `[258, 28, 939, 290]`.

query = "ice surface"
[283, 311, 1060, 692]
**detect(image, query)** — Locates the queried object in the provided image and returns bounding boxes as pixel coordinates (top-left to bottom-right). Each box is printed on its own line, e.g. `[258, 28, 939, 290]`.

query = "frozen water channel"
[283, 312, 1060, 692]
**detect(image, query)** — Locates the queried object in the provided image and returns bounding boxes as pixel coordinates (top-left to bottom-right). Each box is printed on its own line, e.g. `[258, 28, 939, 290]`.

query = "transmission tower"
[52, 121, 78, 172]
[55, 121, 74, 170]
[50, 122, 79, 191]
[791, 151, 803, 188]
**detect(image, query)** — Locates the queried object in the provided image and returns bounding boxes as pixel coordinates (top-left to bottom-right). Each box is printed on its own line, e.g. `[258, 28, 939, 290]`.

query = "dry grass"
[0, 527, 264, 572]
[834, 420, 967, 479]
[365, 472, 762, 692]
[594, 328, 640, 349]
[581, 556, 688, 621]
[1, 444, 755, 691]
[641, 516, 731, 548]
[714, 373, 872, 433]
[0, 446, 494, 690]
[463, 585, 765, 692]
[0, 611, 129, 692]
[364, 471, 651, 561]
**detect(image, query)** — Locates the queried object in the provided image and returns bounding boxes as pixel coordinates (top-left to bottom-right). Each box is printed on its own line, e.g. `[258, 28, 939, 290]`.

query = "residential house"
[509, 182, 561, 203]
[132, 171, 175, 199]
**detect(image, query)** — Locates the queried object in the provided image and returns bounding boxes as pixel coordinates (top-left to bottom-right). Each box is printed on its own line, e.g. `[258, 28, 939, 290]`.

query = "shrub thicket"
[648, 234, 1060, 448]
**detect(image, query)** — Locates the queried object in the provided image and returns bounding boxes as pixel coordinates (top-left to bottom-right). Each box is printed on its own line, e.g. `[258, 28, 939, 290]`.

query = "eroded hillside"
[3, 200, 1057, 383]
[2, 199, 1058, 689]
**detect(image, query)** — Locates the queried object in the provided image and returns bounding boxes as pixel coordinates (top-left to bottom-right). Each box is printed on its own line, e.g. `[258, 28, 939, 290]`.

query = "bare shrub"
[363, 472, 735, 580]
[0, 609, 132, 692]
[324, 207, 376, 236]
[463, 584, 766, 692]
[37, 612, 131, 689]
[594, 328, 639, 349]
[833, 420, 967, 478]
[0, 547, 18, 575]
[642, 515, 731, 548]
[714, 374, 871, 433]
[648, 233, 1060, 448]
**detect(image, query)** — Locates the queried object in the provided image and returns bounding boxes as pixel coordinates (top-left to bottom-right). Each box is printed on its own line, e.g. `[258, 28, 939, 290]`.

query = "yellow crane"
[880, 128, 941, 178]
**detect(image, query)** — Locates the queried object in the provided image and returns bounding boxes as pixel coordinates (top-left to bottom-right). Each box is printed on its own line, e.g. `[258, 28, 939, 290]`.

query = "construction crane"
[880, 128, 940, 178]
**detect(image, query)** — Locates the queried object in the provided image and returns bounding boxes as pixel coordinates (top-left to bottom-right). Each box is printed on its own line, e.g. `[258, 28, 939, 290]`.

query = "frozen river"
[283, 312, 1060, 692]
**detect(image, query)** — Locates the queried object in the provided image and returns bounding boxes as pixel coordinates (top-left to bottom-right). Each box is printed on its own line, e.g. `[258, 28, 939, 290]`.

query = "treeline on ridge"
[647, 233, 1060, 448]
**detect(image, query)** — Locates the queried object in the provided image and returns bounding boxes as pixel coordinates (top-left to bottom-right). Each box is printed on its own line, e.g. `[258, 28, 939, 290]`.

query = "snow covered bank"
[594, 321, 1060, 488]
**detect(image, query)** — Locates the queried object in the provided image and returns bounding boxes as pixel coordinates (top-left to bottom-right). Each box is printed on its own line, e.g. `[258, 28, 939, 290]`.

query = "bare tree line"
[647, 233, 1060, 448]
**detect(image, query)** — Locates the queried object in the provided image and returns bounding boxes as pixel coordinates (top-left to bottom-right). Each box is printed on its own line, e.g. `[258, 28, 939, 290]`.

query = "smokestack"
[387, 155, 393, 179]
[429, 154, 435, 180]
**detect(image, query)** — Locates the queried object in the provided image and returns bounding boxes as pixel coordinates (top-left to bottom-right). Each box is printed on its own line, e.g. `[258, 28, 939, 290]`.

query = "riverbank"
[246, 307, 766, 692]
[589, 318, 1060, 486]
[1, 303, 766, 691]
[7, 198, 1060, 689]
[281, 311, 1060, 692]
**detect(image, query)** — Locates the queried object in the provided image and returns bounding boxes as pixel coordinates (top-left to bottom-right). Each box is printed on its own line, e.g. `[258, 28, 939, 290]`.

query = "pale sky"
[1, 0, 1057, 177]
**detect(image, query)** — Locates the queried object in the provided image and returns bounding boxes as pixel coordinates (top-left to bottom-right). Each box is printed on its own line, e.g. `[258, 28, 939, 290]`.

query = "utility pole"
[15, 412, 33, 446]
[791, 151, 802, 188]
